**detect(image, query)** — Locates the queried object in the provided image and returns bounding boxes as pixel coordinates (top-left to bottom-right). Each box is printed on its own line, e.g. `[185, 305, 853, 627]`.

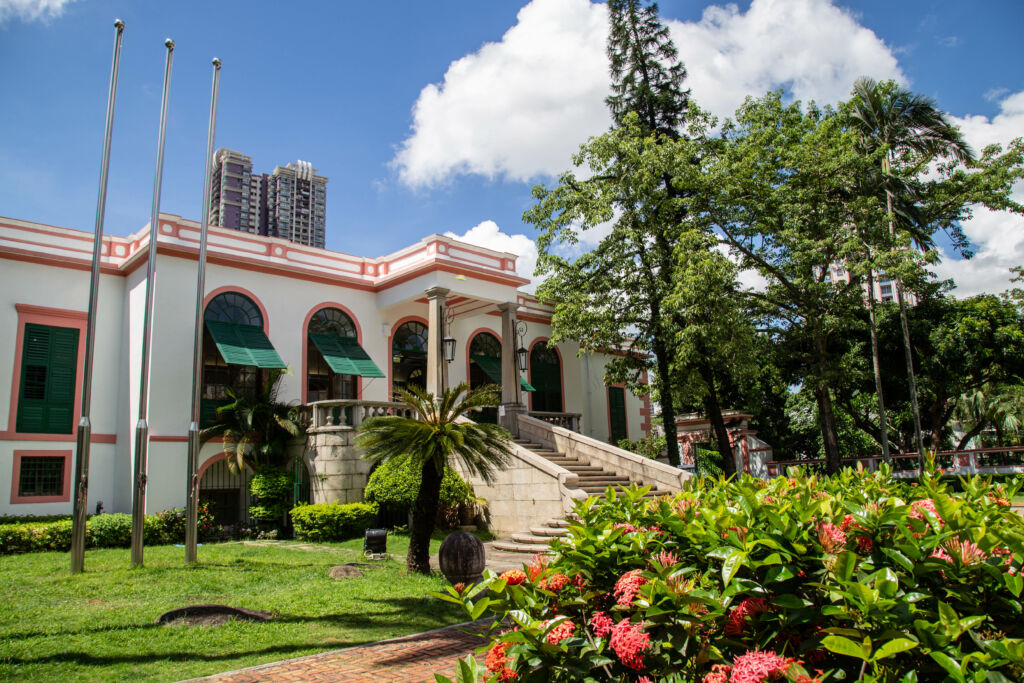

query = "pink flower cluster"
[932, 539, 987, 566]
[909, 498, 943, 524]
[590, 611, 614, 638]
[652, 550, 679, 567]
[817, 522, 847, 554]
[725, 597, 770, 636]
[609, 619, 651, 670]
[703, 650, 795, 683]
[613, 569, 648, 606]
[545, 619, 575, 645]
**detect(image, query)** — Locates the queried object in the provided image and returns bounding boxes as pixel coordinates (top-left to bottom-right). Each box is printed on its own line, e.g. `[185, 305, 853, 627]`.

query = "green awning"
[310, 333, 385, 378]
[471, 354, 534, 392]
[205, 321, 287, 369]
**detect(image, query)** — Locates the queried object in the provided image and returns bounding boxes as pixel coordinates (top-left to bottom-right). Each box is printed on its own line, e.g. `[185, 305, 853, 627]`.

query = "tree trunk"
[814, 335, 842, 474]
[407, 460, 443, 574]
[865, 267, 891, 462]
[653, 335, 682, 467]
[698, 362, 737, 476]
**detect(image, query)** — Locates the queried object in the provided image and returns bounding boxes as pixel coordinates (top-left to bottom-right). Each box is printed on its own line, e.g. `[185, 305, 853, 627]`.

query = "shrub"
[436, 467, 1024, 682]
[248, 467, 294, 522]
[290, 502, 377, 542]
[0, 503, 218, 554]
[695, 446, 724, 477]
[617, 435, 667, 460]
[364, 457, 473, 508]
[87, 513, 132, 547]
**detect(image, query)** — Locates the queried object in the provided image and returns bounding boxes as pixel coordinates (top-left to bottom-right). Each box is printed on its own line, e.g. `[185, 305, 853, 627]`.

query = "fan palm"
[850, 77, 973, 463]
[200, 369, 305, 472]
[356, 383, 513, 574]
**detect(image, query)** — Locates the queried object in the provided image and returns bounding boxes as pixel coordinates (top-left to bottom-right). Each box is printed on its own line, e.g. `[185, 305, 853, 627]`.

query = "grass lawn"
[0, 536, 464, 682]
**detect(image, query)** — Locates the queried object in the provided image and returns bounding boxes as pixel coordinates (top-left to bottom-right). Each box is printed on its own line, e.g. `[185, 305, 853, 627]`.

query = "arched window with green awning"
[307, 307, 382, 402]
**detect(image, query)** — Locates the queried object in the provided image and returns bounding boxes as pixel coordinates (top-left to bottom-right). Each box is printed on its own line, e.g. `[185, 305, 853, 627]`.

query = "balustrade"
[528, 411, 582, 433]
[308, 400, 414, 430]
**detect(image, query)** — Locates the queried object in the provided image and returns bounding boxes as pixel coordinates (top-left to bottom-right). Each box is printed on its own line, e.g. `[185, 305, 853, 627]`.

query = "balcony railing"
[306, 400, 413, 431]
[528, 411, 582, 433]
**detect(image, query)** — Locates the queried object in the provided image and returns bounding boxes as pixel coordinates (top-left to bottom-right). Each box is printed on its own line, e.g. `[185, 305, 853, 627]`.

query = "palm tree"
[356, 383, 513, 574]
[849, 77, 973, 463]
[200, 369, 305, 472]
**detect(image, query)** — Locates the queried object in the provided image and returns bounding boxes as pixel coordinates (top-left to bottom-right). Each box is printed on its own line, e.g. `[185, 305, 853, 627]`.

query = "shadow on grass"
[1, 642, 362, 667]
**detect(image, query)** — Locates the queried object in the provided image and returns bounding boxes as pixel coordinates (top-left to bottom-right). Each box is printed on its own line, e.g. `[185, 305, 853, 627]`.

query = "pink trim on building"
[10, 449, 72, 504]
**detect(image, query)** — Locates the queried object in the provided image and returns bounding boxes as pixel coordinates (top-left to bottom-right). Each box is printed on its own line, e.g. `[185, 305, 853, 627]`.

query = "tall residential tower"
[208, 149, 328, 249]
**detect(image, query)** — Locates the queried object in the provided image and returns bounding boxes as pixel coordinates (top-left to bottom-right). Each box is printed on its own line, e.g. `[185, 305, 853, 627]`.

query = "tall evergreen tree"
[606, 0, 689, 138]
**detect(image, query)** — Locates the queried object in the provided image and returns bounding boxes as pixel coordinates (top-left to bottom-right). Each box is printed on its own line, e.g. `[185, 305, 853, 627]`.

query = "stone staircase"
[491, 438, 665, 554]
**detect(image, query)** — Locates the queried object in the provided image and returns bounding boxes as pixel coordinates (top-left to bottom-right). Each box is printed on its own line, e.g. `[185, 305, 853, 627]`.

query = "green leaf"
[764, 564, 796, 583]
[835, 551, 857, 582]
[930, 651, 966, 683]
[880, 547, 914, 573]
[873, 638, 918, 661]
[1005, 572, 1023, 598]
[822, 635, 870, 661]
[938, 601, 961, 637]
[469, 597, 491, 621]
[721, 549, 747, 587]
[771, 593, 809, 610]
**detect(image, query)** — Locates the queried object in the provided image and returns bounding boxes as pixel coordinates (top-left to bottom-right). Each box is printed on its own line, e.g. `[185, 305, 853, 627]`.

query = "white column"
[425, 286, 449, 397]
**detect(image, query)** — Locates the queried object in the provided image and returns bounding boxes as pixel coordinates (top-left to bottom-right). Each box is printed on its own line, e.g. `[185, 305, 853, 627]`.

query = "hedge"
[437, 465, 1024, 682]
[289, 502, 378, 542]
[0, 504, 216, 555]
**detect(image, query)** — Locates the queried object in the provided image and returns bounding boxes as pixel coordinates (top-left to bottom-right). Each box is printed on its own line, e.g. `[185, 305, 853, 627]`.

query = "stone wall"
[301, 428, 373, 504]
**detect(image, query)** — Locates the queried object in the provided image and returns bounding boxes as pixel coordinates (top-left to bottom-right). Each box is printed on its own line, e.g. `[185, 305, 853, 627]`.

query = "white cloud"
[394, 0, 610, 188]
[670, 0, 904, 120]
[936, 91, 1024, 296]
[445, 220, 541, 292]
[394, 0, 904, 188]
[0, 0, 75, 23]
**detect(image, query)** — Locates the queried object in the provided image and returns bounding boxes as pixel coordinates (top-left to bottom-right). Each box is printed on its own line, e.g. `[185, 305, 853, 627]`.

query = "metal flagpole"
[185, 58, 221, 564]
[70, 19, 125, 575]
[130, 38, 175, 569]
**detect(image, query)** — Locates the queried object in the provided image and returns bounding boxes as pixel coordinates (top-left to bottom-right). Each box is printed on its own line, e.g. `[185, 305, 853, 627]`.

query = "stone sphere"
[438, 531, 486, 585]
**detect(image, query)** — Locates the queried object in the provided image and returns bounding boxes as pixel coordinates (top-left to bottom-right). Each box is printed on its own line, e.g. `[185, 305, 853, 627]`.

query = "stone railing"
[519, 414, 692, 493]
[529, 411, 582, 433]
[764, 446, 1024, 478]
[308, 400, 413, 431]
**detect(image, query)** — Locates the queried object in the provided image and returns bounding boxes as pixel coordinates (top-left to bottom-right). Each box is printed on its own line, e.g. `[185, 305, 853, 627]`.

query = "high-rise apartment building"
[264, 161, 328, 248]
[208, 149, 328, 249]
[209, 149, 262, 235]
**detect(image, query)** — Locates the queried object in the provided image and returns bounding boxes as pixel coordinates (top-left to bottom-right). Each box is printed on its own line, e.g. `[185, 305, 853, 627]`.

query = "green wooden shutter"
[17, 324, 79, 434]
[608, 386, 627, 444]
[205, 321, 287, 369]
[531, 359, 562, 412]
[310, 334, 384, 378]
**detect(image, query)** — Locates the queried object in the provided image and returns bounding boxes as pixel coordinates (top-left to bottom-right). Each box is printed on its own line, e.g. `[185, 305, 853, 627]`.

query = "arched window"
[529, 342, 563, 412]
[307, 308, 358, 402]
[392, 321, 428, 396]
[468, 332, 502, 390]
[201, 291, 285, 424]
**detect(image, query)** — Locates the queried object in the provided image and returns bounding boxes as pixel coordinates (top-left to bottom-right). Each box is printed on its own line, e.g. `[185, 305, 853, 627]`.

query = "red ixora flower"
[614, 569, 648, 606]
[499, 569, 526, 585]
[725, 598, 770, 637]
[728, 650, 793, 683]
[538, 572, 570, 592]
[703, 664, 732, 683]
[909, 498, 944, 524]
[609, 619, 651, 670]
[817, 522, 847, 554]
[590, 611, 614, 638]
[485, 641, 517, 681]
[545, 619, 575, 645]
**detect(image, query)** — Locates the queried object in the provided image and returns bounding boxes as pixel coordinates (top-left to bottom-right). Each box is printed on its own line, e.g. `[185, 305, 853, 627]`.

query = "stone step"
[530, 525, 568, 537]
[511, 532, 558, 545]
[492, 540, 552, 554]
[547, 518, 571, 528]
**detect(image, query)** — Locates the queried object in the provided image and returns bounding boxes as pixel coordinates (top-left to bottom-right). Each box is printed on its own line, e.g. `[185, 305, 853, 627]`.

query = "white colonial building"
[1, 213, 678, 536]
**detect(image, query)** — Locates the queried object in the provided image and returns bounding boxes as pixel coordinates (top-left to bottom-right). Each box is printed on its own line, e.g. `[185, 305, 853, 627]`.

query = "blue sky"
[1, 0, 1021, 295]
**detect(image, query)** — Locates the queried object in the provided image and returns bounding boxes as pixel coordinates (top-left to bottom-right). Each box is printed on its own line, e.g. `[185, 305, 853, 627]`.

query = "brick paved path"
[189, 620, 491, 683]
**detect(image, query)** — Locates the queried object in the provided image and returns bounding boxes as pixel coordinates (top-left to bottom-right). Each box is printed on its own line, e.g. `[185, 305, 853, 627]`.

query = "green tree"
[356, 383, 513, 574]
[528, 0, 693, 466]
[849, 77, 974, 460]
[606, 0, 688, 138]
[526, 109, 713, 467]
[711, 92, 872, 473]
[665, 228, 758, 474]
[200, 369, 305, 472]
